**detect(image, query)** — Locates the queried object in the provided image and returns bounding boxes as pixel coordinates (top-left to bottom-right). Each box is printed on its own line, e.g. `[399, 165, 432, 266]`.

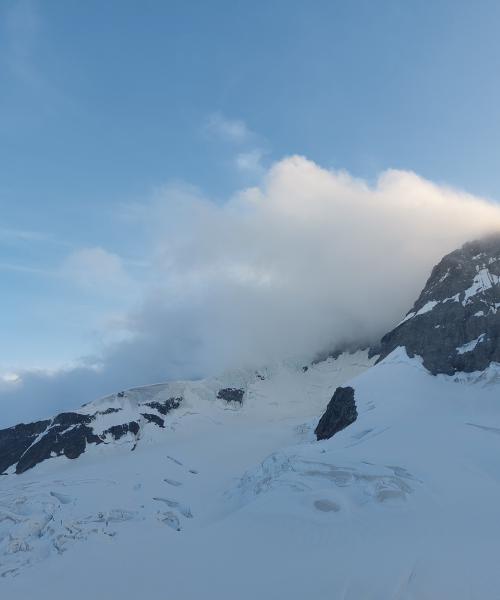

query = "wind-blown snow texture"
[2, 236, 500, 599]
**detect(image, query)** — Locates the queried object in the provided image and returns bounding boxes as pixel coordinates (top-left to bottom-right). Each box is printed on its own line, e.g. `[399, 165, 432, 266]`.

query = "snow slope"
[2, 347, 500, 599]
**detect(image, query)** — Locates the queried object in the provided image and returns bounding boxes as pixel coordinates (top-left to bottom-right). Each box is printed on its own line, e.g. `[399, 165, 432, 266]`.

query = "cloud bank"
[2, 156, 500, 426]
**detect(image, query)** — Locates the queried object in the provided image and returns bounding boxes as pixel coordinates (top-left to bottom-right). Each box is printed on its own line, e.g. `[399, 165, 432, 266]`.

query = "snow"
[438, 269, 451, 282]
[415, 300, 438, 315]
[398, 266, 500, 326]
[463, 268, 500, 304]
[398, 300, 438, 325]
[2, 349, 500, 598]
[398, 310, 415, 325]
[457, 334, 486, 354]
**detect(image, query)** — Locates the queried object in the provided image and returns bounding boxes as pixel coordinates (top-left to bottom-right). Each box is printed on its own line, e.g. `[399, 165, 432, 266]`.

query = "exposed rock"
[217, 388, 244, 404]
[376, 233, 500, 374]
[103, 422, 140, 440]
[99, 407, 122, 415]
[141, 413, 165, 428]
[16, 424, 103, 474]
[144, 397, 182, 415]
[0, 391, 183, 475]
[315, 386, 357, 441]
[52, 412, 94, 427]
[0, 420, 50, 474]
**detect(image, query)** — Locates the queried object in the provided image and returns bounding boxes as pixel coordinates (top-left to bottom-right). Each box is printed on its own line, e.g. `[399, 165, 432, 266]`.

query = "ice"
[163, 478, 182, 487]
[457, 333, 486, 354]
[157, 511, 181, 531]
[1, 350, 500, 598]
[49, 491, 73, 504]
[152, 497, 193, 518]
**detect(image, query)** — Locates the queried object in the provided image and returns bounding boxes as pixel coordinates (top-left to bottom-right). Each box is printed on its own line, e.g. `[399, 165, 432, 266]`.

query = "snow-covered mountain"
[376, 233, 500, 374]
[2, 235, 500, 599]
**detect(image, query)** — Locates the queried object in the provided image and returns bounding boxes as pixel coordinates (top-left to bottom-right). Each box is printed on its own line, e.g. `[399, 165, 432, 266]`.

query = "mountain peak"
[377, 232, 500, 374]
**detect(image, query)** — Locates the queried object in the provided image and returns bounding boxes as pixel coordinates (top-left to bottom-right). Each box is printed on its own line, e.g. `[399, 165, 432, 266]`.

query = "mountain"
[0, 381, 243, 475]
[375, 233, 500, 374]
[2, 236, 500, 599]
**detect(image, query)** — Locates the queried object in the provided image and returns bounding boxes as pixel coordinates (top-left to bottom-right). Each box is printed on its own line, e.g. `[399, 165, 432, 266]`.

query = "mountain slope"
[2, 235, 500, 599]
[0, 352, 371, 476]
[2, 349, 500, 599]
[0, 352, 373, 579]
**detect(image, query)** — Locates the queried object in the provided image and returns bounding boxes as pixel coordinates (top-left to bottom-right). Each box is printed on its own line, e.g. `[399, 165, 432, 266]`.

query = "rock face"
[0, 420, 50, 475]
[0, 391, 183, 475]
[315, 386, 357, 441]
[376, 234, 500, 375]
[217, 388, 245, 404]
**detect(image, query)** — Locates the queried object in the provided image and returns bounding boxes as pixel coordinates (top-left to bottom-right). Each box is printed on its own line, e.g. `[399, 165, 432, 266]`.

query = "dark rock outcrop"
[141, 413, 165, 428]
[0, 420, 51, 474]
[315, 386, 357, 441]
[103, 421, 140, 441]
[99, 407, 122, 415]
[217, 388, 244, 404]
[376, 233, 500, 375]
[0, 390, 183, 475]
[16, 423, 103, 474]
[144, 397, 182, 415]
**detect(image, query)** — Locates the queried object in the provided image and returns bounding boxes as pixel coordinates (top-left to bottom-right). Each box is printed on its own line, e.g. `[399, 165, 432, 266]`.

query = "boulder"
[315, 386, 357, 441]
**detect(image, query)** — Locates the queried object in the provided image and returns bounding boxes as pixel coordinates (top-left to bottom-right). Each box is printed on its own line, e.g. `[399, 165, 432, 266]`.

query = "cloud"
[235, 149, 266, 175]
[2, 0, 56, 96]
[204, 112, 267, 178]
[61, 247, 131, 292]
[2, 156, 500, 427]
[0, 0, 72, 123]
[205, 112, 253, 143]
[0, 226, 52, 244]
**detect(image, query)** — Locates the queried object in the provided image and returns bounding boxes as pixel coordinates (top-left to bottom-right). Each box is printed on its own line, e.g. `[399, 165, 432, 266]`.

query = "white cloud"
[204, 112, 267, 178]
[61, 247, 131, 292]
[0, 226, 51, 243]
[205, 112, 253, 143]
[2, 156, 500, 427]
[0, 262, 53, 276]
[235, 149, 265, 175]
[1, 0, 72, 121]
[1, 372, 20, 384]
[139, 156, 500, 373]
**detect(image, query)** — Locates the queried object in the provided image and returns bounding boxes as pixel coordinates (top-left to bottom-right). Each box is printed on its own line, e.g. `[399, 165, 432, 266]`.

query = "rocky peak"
[376, 233, 500, 374]
[0, 385, 183, 475]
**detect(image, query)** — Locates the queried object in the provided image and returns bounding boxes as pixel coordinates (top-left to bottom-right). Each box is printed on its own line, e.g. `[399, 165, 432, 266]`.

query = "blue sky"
[2, 0, 500, 405]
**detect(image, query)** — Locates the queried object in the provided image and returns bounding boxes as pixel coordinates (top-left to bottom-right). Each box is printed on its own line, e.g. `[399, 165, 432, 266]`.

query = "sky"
[3, 0, 500, 424]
